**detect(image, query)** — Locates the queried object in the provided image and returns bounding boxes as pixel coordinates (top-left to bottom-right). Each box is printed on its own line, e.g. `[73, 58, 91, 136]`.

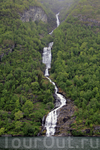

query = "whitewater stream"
[42, 13, 66, 136]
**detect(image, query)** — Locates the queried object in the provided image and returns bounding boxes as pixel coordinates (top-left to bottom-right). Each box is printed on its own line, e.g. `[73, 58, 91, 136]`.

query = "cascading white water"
[42, 42, 53, 76]
[56, 13, 60, 27]
[49, 13, 60, 35]
[45, 77, 66, 136]
[42, 13, 66, 136]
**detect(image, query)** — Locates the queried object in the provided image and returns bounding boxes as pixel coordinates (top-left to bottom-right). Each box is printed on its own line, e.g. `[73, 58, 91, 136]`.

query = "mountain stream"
[42, 13, 66, 136]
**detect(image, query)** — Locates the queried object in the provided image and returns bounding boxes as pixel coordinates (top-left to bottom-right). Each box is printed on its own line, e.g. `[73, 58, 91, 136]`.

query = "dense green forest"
[50, 0, 100, 135]
[0, 0, 55, 136]
[0, 0, 100, 136]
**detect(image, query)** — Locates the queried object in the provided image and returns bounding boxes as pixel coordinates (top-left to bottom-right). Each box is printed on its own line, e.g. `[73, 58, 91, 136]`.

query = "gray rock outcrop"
[54, 94, 61, 108]
[20, 6, 47, 23]
[55, 99, 76, 136]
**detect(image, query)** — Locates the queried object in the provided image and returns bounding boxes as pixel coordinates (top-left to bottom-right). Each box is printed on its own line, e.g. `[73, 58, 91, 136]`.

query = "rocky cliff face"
[55, 99, 76, 136]
[20, 6, 47, 23]
[55, 98, 100, 137]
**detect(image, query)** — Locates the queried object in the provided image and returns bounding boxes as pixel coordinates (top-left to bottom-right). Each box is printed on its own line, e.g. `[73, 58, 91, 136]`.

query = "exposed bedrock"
[20, 6, 47, 23]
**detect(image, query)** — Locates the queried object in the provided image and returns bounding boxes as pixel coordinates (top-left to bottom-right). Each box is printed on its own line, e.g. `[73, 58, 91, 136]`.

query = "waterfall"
[42, 42, 53, 76]
[56, 13, 60, 27]
[45, 77, 66, 136]
[42, 13, 66, 136]
[49, 13, 60, 35]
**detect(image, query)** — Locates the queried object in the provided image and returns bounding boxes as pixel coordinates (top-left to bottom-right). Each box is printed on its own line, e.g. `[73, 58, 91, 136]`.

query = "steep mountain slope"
[39, 0, 75, 21]
[0, 0, 55, 136]
[1, 0, 100, 137]
[69, 0, 100, 26]
[0, 0, 45, 59]
[50, 0, 100, 136]
[39, 0, 73, 13]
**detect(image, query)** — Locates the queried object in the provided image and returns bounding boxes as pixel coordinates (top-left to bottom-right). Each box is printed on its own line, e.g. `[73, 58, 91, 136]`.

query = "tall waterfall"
[42, 13, 66, 136]
[42, 42, 53, 76]
[49, 13, 60, 35]
[56, 13, 60, 27]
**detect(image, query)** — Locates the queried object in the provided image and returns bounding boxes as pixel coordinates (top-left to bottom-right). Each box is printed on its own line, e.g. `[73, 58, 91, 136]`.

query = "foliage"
[1, 0, 100, 136]
[51, 12, 100, 131]
[0, 0, 55, 136]
[14, 110, 23, 120]
[0, 128, 5, 135]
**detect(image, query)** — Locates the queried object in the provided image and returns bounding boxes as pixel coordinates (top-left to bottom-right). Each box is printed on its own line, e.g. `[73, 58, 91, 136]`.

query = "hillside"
[39, 0, 73, 13]
[50, 0, 100, 136]
[39, 0, 75, 21]
[67, 0, 100, 26]
[0, 0, 55, 136]
[0, 0, 100, 137]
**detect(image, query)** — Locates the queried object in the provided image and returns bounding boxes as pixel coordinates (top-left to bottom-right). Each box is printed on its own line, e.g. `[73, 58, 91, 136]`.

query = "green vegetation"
[69, 0, 100, 26]
[50, 0, 100, 135]
[1, 0, 100, 136]
[0, 0, 51, 57]
[39, 0, 74, 13]
[0, 0, 55, 136]
[59, 0, 79, 22]
[39, 0, 75, 22]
